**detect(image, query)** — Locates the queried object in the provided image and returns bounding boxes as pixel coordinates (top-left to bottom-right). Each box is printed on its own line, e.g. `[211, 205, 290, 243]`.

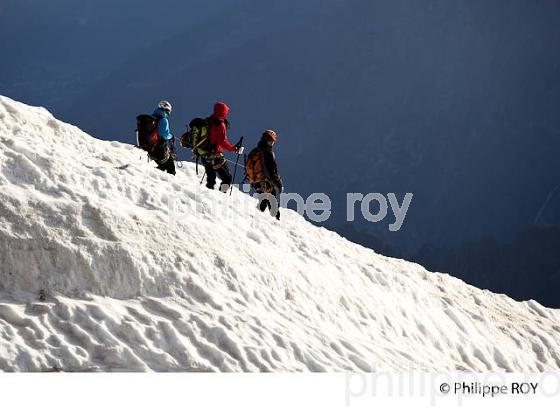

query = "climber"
[245, 130, 283, 220]
[200, 102, 243, 192]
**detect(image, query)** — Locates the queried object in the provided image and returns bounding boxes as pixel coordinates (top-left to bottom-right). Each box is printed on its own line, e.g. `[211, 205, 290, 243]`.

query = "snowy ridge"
[0, 95, 559, 372]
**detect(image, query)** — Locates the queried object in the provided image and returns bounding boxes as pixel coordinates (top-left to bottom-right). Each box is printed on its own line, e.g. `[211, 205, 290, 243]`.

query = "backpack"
[136, 115, 159, 152]
[245, 147, 269, 185]
[136, 114, 172, 164]
[179, 117, 217, 157]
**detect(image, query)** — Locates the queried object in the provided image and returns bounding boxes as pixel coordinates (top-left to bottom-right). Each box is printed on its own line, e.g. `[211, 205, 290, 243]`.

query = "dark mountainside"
[0, 0, 242, 112]
[1, 0, 559, 307]
[416, 225, 560, 308]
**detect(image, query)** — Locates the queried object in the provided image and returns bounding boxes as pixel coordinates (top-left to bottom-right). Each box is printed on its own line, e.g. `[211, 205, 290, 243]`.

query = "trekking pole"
[199, 171, 206, 185]
[229, 136, 244, 196]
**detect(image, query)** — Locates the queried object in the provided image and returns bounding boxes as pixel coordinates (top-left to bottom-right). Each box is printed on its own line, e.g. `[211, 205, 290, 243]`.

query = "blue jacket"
[153, 107, 172, 141]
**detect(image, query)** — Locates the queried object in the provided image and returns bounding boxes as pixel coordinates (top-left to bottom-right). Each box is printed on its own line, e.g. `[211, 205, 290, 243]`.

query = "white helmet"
[158, 100, 172, 113]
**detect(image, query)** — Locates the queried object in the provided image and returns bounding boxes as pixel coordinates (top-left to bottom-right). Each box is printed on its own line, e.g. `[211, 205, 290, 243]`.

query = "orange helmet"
[263, 129, 277, 143]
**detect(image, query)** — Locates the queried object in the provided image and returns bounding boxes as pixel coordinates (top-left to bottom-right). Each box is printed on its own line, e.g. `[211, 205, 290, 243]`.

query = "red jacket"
[209, 102, 235, 153]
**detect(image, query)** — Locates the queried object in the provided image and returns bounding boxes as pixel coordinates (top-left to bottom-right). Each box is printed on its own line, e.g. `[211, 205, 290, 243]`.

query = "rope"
[171, 156, 245, 170]
[224, 157, 245, 169]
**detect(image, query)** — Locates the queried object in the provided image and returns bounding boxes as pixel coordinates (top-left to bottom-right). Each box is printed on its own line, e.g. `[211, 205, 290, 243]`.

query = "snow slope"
[0, 95, 559, 372]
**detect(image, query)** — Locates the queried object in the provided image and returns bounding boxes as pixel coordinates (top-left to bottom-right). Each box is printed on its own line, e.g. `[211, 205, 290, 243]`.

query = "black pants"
[258, 188, 280, 220]
[202, 156, 232, 192]
[157, 157, 176, 175]
[154, 140, 176, 175]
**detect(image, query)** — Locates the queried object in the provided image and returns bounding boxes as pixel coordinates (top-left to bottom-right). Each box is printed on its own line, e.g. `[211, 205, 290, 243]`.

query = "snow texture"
[0, 95, 559, 372]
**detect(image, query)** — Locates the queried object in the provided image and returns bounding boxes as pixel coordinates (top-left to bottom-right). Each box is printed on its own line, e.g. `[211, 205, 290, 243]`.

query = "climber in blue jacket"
[153, 101, 173, 141]
[152, 100, 176, 174]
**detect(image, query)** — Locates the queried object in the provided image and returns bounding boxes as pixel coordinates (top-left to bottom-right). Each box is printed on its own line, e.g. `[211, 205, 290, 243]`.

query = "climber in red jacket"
[202, 102, 244, 192]
[209, 102, 236, 153]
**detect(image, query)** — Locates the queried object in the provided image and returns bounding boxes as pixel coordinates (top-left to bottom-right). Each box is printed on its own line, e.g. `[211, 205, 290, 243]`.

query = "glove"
[235, 146, 245, 155]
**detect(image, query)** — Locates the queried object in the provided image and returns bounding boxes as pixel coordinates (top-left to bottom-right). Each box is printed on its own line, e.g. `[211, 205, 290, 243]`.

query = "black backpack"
[136, 114, 172, 164]
[136, 114, 158, 152]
